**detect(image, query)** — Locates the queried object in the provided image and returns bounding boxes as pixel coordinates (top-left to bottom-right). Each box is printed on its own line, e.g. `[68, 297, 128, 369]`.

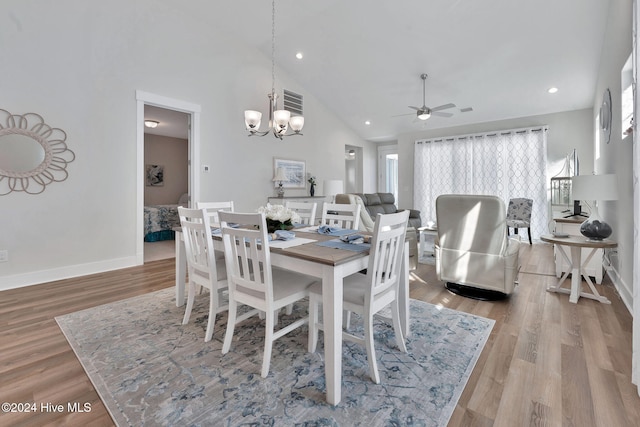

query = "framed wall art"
[273, 158, 305, 188]
[146, 164, 164, 186]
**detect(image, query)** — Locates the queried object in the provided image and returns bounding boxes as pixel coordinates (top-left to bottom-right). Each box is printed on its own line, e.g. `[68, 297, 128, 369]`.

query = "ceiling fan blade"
[431, 103, 456, 112]
[432, 111, 453, 118]
[392, 112, 415, 117]
[408, 106, 422, 111]
[460, 107, 474, 112]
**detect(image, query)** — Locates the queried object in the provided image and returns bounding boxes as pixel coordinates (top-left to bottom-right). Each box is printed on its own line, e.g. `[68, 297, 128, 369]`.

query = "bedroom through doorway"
[143, 106, 189, 263]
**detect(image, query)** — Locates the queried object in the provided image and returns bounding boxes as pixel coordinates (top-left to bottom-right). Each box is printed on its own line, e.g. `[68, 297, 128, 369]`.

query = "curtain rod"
[415, 125, 548, 144]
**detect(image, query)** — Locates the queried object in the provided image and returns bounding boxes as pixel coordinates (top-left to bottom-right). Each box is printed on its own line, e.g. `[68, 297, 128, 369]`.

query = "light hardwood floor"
[1, 243, 638, 426]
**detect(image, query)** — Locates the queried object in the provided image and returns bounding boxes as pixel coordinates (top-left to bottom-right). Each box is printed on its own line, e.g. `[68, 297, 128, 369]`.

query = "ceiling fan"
[396, 73, 457, 120]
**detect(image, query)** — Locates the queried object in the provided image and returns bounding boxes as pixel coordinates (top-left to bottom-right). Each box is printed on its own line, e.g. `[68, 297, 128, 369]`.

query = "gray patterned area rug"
[56, 288, 493, 426]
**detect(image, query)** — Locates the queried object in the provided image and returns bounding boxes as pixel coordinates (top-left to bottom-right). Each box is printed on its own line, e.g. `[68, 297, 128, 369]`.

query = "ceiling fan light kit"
[417, 111, 431, 120]
[396, 73, 472, 122]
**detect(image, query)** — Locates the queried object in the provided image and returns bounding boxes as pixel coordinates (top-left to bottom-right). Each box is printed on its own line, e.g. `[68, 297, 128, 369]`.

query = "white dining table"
[174, 228, 410, 406]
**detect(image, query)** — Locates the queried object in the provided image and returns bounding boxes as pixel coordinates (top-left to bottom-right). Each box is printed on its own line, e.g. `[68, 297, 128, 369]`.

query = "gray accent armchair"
[435, 194, 520, 298]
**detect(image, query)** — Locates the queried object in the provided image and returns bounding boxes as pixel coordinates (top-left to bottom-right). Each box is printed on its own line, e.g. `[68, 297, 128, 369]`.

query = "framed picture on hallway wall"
[146, 164, 164, 186]
[273, 158, 305, 188]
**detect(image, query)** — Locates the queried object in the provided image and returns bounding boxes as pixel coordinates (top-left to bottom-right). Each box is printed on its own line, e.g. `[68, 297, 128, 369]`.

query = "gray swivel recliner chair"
[435, 194, 520, 300]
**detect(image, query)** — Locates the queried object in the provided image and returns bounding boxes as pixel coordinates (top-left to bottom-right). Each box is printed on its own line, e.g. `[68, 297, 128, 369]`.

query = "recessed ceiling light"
[295, 52, 303, 59]
[365, 120, 371, 125]
[548, 87, 558, 94]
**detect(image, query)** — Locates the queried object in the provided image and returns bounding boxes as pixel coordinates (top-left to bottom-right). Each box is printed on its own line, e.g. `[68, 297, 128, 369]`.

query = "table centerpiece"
[258, 203, 301, 233]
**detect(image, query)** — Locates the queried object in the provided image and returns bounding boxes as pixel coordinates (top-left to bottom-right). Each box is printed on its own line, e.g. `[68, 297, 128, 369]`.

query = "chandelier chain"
[243, 0, 304, 138]
[271, 0, 276, 95]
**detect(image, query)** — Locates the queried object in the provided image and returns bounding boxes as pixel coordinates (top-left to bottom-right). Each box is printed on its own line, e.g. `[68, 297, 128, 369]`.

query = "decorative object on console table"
[272, 167, 287, 197]
[307, 175, 316, 196]
[323, 179, 343, 202]
[571, 173, 618, 240]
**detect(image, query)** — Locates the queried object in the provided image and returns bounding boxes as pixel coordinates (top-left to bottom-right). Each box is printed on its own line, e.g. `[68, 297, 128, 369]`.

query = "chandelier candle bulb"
[290, 116, 304, 132]
[244, 111, 262, 130]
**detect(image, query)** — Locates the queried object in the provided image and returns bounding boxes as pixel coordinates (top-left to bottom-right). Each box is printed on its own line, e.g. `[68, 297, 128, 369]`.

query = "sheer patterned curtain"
[414, 126, 549, 240]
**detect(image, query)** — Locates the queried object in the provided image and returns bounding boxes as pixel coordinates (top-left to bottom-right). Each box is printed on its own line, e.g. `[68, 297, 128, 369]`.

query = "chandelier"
[244, 0, 304, 139]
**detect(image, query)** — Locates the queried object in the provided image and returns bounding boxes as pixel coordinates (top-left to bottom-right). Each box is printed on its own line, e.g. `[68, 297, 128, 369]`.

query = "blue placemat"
[315, 240, 371, 252]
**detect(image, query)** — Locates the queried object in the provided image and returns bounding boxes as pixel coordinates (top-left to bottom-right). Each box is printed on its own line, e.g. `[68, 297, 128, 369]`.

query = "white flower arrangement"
[257, 203, 301, 226]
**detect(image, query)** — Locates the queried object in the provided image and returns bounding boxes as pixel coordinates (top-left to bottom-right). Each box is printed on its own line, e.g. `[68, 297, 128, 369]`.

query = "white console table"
[553, 216, 603, 284]
[267, 195, 329, 203]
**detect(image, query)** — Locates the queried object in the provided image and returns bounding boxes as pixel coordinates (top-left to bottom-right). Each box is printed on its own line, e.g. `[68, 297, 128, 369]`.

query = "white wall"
[0, 0, 368, 289]
[394, 109, 594, 211]
[592, 0, 634, 308]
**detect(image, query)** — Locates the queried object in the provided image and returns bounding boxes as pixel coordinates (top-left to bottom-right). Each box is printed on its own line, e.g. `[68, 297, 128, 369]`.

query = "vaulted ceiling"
[149, 0, 612, 142]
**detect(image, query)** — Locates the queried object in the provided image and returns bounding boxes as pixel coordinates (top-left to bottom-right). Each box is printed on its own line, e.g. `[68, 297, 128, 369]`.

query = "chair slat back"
[367, 211, 409, 300]
[321, 202, 361, 229]
[197, 201, 235, 225]
[178, 207, 218, 281]
[285, 201, 317, 225]
[219, 211, 274, 300]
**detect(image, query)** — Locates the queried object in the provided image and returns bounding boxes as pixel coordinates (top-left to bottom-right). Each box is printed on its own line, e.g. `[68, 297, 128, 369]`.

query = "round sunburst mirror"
[0, 109, 75, 195]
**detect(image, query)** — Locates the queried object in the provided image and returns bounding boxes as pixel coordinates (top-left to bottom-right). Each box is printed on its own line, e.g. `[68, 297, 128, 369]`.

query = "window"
[414, 127, 548, 240]
[621, 54, 634, 139]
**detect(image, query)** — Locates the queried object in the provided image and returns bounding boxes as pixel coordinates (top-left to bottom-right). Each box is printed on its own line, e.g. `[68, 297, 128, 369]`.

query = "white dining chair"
[219, 211, 317, 378]
[178, 207, 229, 342]
[308, 210, 410, 384]
[196, 201, 235, 225]
[197, 201, 234, 259]
[320, 202, 361, 229]
[285, 201, 317, 225]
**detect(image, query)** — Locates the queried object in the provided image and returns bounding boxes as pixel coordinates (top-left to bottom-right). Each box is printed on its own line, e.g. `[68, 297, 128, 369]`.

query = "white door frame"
[135, 90, 201, 264]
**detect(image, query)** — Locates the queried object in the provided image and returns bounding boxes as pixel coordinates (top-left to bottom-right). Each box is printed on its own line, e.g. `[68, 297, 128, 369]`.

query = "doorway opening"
[377, 145, 398, 201]
[136, 91, 201, 265]
[345, 145, 362, 193]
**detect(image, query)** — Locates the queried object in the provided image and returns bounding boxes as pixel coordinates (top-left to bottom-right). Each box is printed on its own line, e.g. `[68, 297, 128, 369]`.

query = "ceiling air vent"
[283, 89, 303, 116]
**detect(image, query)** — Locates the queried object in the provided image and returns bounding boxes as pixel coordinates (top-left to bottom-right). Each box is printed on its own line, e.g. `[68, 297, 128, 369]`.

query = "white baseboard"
[607, 265, 632, 315]
[0, 256, 139, 292]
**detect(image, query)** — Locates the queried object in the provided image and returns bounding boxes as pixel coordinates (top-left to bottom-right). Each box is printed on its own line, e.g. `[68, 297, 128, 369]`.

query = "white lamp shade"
[272, 167, 287, 182]
[418, 112, 431, 120]
[244, 110, 262, 130]
[289, 115, 304, 132]
[571, 174, 619, 201]
[144, 120, 159, 128]
[323, 179, 344, 197]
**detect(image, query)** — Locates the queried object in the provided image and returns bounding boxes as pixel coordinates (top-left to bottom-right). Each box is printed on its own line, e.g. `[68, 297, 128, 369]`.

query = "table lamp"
[323, 180, 344, 202]
[272, 167, 287, 197]
[570, 174, 618, 240]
